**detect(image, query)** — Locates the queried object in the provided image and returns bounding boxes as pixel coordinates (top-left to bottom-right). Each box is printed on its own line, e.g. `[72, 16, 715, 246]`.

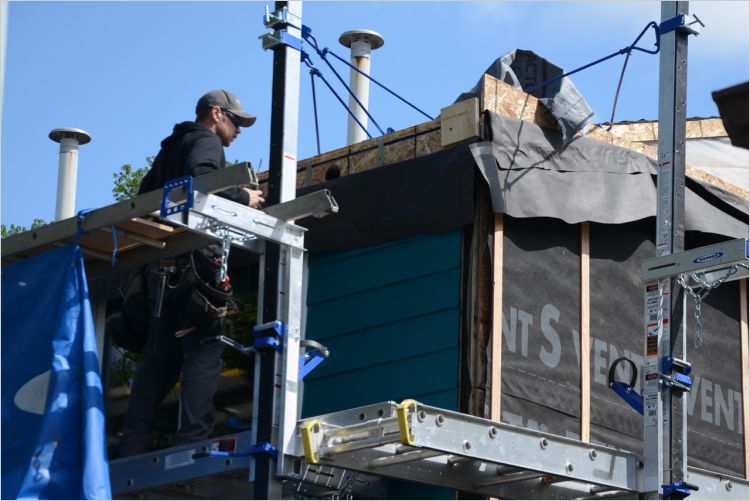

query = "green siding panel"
[306, 270, 459, 339]
[308, 309, 458, 378]
[303, 349, 458, 416]
[303, 231, 462, 419]
[307, 231, 462, 304]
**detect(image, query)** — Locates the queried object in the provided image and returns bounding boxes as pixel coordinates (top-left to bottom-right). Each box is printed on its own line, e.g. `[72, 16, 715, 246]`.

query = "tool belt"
[106, 246, 236, 353]
[179, 246, 235, 339]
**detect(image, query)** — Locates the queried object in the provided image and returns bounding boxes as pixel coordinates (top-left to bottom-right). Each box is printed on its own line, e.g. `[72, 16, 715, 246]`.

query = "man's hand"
[243, 188, 265, 209]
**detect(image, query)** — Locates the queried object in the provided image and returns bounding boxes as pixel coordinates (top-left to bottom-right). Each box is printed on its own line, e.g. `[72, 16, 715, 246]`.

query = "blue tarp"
[2, 244, 111, 500]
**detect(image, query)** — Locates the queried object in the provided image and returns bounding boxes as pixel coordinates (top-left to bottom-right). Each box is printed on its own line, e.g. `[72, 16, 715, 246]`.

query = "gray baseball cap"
[196, 89, 256, 127]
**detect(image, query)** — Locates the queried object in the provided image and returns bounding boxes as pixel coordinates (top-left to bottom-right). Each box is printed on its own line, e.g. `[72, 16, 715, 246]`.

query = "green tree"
[112, 156, 153, 201]
[1, 218, 49, 238]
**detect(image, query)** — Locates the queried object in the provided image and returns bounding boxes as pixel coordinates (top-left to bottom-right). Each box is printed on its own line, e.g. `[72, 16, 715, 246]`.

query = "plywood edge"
[596, 118, 727, 143]
[482, 75, 558, 131]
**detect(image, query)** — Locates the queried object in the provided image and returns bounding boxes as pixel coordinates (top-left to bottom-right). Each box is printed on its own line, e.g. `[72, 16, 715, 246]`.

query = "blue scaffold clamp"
[253, 320, 285, 353]
[160, 175, 194, 218]
[662, 481, 699, 499]
[249, 442, 279, 461]
[661, 356, 692, 393]
[608, 357, 644, 415]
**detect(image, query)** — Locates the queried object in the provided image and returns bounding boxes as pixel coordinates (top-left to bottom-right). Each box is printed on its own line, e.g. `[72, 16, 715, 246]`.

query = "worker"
[118, 90, 264, 457]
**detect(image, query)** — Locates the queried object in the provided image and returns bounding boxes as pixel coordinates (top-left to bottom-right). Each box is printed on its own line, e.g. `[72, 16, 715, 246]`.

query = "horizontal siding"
[306, 270, 459, 339]
[303, 231, 462, 419]
[303, 349, 458, 416]
[309, 308, 458, 378]
[307, 231, 462, 304]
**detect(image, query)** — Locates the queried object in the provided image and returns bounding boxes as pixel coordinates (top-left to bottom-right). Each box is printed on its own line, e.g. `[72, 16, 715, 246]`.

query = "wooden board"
[117, 217, 176, 239]
[580, 222, 591, 442]
[490, 214, 504, 421]
[441, 98, 480, 147]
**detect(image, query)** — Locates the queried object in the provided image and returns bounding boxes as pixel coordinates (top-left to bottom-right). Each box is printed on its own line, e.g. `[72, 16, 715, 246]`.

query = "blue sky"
[2, 1, 748, 229]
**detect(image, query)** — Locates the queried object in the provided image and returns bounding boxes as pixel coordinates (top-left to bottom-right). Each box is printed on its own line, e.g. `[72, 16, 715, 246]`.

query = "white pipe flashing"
[339, 30, 384, 146]
[49, 128, 91, 220]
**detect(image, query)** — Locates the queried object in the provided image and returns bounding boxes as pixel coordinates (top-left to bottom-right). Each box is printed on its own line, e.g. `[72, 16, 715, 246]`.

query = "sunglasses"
[222, 109, 241, 128]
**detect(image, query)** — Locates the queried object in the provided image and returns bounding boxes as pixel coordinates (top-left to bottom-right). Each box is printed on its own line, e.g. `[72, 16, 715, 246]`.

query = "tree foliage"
[112, 157, 153, 202]
[1, 218, 49, 238]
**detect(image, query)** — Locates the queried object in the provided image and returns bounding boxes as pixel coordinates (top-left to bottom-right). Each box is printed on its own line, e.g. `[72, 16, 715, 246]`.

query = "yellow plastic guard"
[396, 399, 417, 446]
[301, 419, 320, 464]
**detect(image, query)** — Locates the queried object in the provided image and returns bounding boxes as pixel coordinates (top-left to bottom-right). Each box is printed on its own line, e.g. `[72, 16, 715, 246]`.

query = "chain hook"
[677, 264, 747, 348]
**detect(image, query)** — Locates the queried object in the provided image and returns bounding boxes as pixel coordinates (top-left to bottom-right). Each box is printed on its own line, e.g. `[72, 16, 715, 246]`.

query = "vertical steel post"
[255, 1, 303, 498]
[644, 2, 690, 498]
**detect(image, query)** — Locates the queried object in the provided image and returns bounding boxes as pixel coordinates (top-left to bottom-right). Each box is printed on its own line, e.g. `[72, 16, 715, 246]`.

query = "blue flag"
[2, 244, 111, 499]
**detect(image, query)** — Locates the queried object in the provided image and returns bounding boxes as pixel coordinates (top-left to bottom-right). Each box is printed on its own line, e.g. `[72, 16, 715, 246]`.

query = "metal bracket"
[160, 175, 194, 218]
[642, 238, 749, 281]
[260, 29, 303, 51]
[263, 5, 287, 28]
[659, 14, 704, 36]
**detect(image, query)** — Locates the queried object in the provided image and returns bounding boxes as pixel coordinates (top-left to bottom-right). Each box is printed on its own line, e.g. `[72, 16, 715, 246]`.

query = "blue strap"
[325, 49, 435, 121]
[74, 210, 118, 267]
[75, 209, 94, 245]
[110, 225, 118, 267]
[309, 69, 322, 155]
[304, 29, 434, 122]
[302, 52, 373, 140]
[303, 35, 386, 136]
[524, 21, 660, 95]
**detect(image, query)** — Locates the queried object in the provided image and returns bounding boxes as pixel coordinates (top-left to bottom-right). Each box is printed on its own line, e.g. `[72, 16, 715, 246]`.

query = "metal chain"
[657, 279, 665, 340]
[293, 465, 359, 500]
[677, 263, 748, 348]
[207, 220, 257, 283]
[329, 472, 358, 500]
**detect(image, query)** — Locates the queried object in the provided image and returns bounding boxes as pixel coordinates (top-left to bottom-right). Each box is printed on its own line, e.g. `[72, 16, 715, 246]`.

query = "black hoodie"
[138, 121, 250, 205]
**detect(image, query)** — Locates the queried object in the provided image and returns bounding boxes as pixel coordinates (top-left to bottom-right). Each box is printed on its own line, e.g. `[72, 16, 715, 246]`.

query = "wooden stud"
[740, 279, 749, 480]
[490, 213, 504, 421]
[580, 222, 591, 442]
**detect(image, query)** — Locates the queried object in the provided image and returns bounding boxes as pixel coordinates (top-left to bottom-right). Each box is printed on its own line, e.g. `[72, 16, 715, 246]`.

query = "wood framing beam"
[580, 222, 591, 442]
[490, 214, 504, 421]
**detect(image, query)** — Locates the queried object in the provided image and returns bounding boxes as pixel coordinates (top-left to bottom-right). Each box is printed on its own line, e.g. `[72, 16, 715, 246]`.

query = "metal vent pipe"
[339, 29, 384, 145]
[49, 128, 91, 220]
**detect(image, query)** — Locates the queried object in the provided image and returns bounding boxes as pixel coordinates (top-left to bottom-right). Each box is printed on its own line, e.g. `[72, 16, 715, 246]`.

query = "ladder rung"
[473, 470, 546, 488]
[369, 449, 444, 468]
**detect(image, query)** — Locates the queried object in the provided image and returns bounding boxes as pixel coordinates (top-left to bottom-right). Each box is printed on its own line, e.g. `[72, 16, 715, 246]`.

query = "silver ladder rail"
[290, 400, 750, 499]
[293, 400, 640, 499]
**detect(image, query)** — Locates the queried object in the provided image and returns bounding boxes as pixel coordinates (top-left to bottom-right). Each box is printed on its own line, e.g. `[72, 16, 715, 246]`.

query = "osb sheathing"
[481, 74, 558, 130]
[259, 73, 744, 199]
[258, 119, 441, 191]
